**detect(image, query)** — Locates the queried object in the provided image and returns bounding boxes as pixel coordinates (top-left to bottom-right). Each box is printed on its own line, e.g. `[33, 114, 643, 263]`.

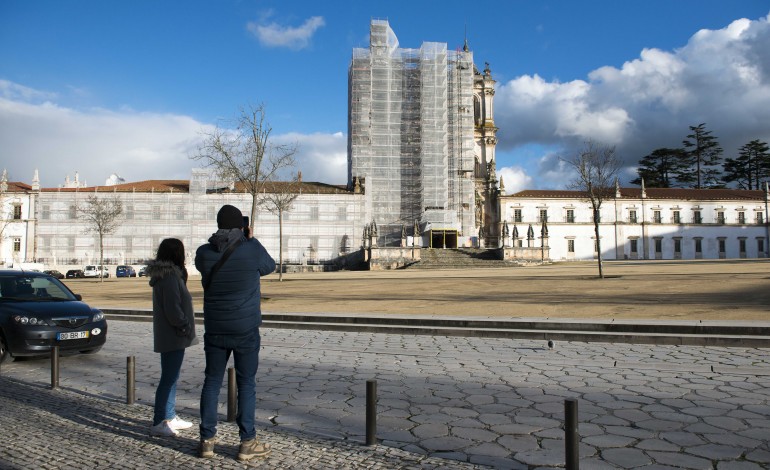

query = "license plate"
[57, 331, 89, 340]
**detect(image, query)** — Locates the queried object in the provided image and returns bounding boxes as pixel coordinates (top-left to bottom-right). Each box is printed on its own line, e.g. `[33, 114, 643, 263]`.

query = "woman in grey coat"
[146, 238, 199, 437]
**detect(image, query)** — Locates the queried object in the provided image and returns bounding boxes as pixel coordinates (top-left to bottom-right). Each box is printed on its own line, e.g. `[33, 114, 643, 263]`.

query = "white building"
[0, 170, 38, 267]
[501, 186, 770, 261]
[27, 172, 365, 271]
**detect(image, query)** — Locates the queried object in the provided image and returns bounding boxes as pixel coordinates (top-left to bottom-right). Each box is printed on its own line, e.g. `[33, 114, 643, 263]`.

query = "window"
[124, 236, 133, 252]
[69, 205, 77, 219]
[695, 239, 702, 254]
[12, 204, 22, 219]
[674, 238, 682, 254]
[12, 237, 21, 252]
[758, 213, 764, 224]
[738, 212, 745, 224]
[565, 209, 575, 223]
[739, 238, 747, 253]
[653, 211, 662, 223]
[513, 209, 522, 223]
[629, 210, 637, 224]
[309, 206, 319, 221]
[630, 239, 638, 253]
[693, 211, 702, 224]
[673, 211, 681, 224]
[759, 238, 765, 254]
[567, 239, 575, 253]
[539, 209, 548, 223]
[125, 205, 134, 220]
[175, 205, 184, 220]
[718, 239, 726, 253]
[654, 238, 662, 253]
[41, 205, 50, 220]
[152, 206, 161, 220]
[67, 237, 75, 250]
[338, 206, 347, 221]
[717, 211, 725, 224]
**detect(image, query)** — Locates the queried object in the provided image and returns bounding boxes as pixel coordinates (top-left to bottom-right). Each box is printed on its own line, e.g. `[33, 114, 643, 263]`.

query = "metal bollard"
[126, 356, 135, 404]
[50, 345, 60, 389]
[365, 379, 377, 445]
[565, 398, 579, 470]
[227, 367, 236, 422]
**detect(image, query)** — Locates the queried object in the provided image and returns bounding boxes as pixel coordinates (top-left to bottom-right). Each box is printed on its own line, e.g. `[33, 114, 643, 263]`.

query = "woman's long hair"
[156, 238, 188, 283]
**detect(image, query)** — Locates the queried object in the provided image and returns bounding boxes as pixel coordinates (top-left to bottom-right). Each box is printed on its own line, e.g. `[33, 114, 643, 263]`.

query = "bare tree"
[562, 140, 620, 278]
[260, 176, 302, 281]
[192, 103, 298, 236]
[78, 194, 123, 282]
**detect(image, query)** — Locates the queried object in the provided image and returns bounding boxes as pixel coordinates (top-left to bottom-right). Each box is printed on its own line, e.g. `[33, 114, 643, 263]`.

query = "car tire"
[0, 332, 9, 364]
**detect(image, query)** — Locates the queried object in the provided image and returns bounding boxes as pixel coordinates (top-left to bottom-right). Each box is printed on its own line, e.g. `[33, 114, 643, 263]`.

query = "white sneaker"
[168, 416, 193, 430]
[150, 420, 179, 437]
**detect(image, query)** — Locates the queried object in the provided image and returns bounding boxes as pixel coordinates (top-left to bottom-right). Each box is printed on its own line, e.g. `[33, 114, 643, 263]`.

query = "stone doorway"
[430, 230, 458, 249]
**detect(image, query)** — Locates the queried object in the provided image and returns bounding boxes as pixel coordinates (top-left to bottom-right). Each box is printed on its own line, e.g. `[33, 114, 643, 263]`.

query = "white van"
[83, 265, 110, 278]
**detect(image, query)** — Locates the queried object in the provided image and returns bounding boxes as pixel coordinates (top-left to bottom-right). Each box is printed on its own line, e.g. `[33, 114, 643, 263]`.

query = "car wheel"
[79, 346, 102, 355]
[0, 332, 9, 364]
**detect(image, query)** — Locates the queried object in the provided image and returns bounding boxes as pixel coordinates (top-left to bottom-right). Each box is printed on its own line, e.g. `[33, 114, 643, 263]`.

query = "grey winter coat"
[146, 260, 199, 353]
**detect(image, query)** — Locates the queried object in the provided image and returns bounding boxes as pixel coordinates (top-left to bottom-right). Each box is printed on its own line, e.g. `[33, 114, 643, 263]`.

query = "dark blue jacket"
[195, 229, 276, 335]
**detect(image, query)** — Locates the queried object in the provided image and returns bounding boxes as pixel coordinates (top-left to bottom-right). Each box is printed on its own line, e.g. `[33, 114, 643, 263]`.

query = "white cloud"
[0, 82, 347, 188]
[497, 166, 532, 195]
[276, 131, 347, 184]
[495, 13, 770, 188]
[247, 16, 325, 50]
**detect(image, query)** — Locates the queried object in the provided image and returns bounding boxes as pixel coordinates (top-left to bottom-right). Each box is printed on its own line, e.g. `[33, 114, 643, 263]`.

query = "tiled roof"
[4, 182, 33, 192]
[508, 187, 766, 201]
[39, 179, 352, 195]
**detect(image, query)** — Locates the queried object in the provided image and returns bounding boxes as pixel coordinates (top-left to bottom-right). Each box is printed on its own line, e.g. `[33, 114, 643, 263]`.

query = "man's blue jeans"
[199, 328, 261, 441]
[153, 349, 185, 426]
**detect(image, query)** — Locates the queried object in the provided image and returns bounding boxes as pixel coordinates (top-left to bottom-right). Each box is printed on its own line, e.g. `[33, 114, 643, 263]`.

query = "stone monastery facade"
[2, 20, 769, 270]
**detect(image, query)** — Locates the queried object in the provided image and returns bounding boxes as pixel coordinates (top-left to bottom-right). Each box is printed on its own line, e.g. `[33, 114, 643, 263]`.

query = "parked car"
[83, 265, 109, 278]
[115, 265, 136, 278]
[138, 266, 148, 277]
[66, 269, 85, 279]
[44, 270, 65, 279]
[0, 270, 108, 363]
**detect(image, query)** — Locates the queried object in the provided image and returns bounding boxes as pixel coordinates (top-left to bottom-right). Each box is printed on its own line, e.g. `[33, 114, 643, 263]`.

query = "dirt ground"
[62, 259, 770, 321]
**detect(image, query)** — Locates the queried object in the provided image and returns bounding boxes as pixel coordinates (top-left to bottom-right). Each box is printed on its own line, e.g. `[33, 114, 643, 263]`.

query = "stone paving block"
[582, 434, 637, 448]
[646, 450, 712, 470]
[685, 443, 745, 460]
[601, 447, 653, 468]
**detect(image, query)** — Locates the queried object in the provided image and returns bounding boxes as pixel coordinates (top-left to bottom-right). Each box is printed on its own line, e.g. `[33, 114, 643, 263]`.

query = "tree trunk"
[250, 193, 258, 236]
[594, 218, 604, 279]
[99, 233, 105, 283]
[278, 208, 284, 281]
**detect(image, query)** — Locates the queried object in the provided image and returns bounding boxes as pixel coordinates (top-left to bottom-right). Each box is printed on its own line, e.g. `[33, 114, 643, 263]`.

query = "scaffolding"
[349, 19, 475, 246]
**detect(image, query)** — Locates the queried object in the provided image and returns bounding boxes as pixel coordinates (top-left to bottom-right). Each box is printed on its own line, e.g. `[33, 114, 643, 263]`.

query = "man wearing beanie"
[194, 204, 276, 461]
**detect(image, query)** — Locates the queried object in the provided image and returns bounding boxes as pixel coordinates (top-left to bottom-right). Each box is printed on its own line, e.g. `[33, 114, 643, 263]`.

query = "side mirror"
[74, 294, 82, 301]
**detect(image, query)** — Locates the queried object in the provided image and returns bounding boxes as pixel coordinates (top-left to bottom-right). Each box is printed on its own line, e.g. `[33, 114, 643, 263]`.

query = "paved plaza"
[2, 320, 769, 469]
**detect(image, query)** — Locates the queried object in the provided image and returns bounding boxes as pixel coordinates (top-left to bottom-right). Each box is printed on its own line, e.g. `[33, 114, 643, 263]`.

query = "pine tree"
[678, 123, 723, 189]
[631, 148, 687, 187]
[723, 140, 770, 190]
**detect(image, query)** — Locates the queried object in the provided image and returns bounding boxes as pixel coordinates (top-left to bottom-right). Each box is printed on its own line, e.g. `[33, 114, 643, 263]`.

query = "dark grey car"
[0, 271, 108, 363]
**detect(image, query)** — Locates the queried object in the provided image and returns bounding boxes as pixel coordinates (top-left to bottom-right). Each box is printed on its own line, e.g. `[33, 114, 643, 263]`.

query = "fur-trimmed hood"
[145, 260, 183, 287]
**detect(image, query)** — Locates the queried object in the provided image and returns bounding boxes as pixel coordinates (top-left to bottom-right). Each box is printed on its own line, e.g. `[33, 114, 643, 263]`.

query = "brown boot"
[237, 438, 271, 461]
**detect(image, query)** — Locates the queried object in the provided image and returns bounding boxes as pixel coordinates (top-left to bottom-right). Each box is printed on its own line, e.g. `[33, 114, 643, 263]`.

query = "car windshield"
[0, 274, 76, 301]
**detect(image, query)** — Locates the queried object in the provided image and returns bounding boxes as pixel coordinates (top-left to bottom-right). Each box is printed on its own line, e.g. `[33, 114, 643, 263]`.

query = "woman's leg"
[153, 349, 186, 425]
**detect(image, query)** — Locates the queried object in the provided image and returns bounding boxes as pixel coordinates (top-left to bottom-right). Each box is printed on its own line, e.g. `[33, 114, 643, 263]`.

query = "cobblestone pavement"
[2, 320, 770, 469]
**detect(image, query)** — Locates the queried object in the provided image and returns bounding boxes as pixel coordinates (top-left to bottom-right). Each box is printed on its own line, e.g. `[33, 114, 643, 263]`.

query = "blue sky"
[2, 1, 770, 192]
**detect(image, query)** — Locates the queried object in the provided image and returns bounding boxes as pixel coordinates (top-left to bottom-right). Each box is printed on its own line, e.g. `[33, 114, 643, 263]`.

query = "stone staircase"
[406, 248, 519, 269]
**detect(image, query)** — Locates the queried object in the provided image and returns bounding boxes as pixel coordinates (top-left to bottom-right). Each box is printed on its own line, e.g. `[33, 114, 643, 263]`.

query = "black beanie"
[217, 205, 243, 229]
